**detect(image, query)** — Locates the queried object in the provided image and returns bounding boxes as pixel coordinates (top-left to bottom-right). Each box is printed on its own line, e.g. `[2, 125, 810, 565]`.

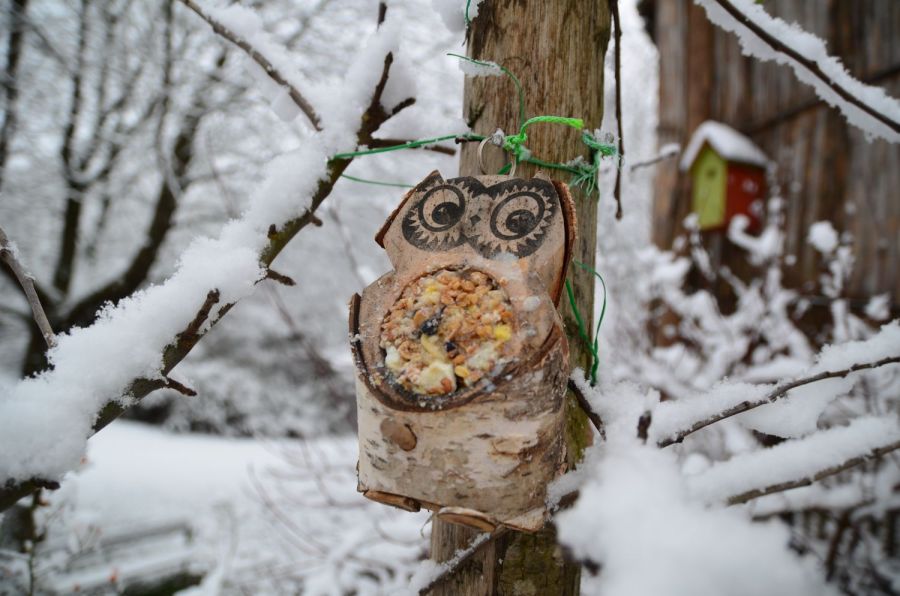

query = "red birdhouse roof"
[679, 121, 770, 171]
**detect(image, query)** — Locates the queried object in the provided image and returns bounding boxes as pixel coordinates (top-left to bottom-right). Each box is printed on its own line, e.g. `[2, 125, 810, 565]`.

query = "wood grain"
[428, 1, 611, 594]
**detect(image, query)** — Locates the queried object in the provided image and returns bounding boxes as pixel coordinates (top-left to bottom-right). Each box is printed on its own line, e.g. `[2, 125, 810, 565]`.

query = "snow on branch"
[688, 417, 900, 505]
[651, 321, 900, 446]
[178, 0, 322, 129]
[696, 0, 900, 143]
[0, 15, 412, 512]
[0, 225, 56, 348]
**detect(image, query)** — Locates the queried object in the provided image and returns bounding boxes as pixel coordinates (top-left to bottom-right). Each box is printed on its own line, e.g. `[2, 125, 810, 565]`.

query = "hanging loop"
[477, 136, 515, 177]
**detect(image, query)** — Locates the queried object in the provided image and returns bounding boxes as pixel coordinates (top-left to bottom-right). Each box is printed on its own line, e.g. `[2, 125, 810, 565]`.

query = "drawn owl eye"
[482, 190, 555, 257]
[402, 185, 467, 250]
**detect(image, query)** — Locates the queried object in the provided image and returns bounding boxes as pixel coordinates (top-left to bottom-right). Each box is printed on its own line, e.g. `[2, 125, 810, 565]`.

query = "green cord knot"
[503, 115, 584, 165]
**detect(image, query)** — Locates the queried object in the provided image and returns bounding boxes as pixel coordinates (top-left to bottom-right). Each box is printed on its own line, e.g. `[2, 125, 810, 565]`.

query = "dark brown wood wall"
[649, 0, 900, 306]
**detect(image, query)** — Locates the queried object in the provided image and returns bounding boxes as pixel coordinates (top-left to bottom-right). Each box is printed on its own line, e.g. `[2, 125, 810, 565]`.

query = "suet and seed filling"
[380, 269, 515, 395]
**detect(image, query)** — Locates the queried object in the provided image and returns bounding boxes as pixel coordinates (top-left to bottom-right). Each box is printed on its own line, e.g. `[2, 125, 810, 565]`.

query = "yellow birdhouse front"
[680, 121, 769, 232]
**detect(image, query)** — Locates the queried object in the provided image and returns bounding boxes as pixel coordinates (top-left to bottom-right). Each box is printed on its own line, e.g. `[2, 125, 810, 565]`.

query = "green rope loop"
[329, 60, 618, 194]
[565, 260, 608, 386]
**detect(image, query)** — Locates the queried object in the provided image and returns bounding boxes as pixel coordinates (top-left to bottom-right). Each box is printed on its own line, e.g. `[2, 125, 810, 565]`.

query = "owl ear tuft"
[375, 171, 445, 248]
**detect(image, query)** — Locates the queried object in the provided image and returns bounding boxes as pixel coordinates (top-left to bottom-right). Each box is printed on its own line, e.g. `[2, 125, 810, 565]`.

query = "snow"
[456, 58, 503, 78]
[0, 4, 413, 484]
[429, 0, 465, 32]
[679, 120, 769, 170]
[15, 422, 429, 594]
[649, 320, 900, 443]
[429, 0, 483, 32]
[738, 320, 900, 437]
[728, 213, 782, 265]
[555, 438, 836, 596]
[865, 294, 891, 322]
[695, 0, 900, 144]
[689, 416, 900, 504]
[807, 220, 839, 254]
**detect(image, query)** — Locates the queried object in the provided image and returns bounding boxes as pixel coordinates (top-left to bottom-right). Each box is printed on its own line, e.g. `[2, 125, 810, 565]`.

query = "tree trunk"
[427, 2, 610, 594]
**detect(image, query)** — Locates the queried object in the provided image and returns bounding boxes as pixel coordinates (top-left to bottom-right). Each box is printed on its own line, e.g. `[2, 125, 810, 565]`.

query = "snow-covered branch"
[178, 0, 322, 130]
[727, 439, 900, 506]
[0, 14, 413, 512]
[687, 417, 900, 505]
[655, 354, 900, 448]
[696, 0, 900, 143]
[0, 225, 56, 349]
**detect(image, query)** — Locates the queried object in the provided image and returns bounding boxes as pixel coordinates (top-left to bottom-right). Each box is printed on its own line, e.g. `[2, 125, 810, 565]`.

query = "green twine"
[331, 59, 618, 195]
[332, 133, 468, 160]
[564, 260, 608, 386]
[340, 174, 412, 188]
[502, 115, 584, 163]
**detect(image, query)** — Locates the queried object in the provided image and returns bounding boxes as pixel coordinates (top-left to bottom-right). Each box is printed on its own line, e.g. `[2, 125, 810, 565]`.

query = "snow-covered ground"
[8, 422, 429, 595]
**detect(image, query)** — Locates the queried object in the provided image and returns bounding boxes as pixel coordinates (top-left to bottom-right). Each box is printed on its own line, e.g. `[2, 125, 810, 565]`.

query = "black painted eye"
[483, 191, 554, 257]
[402, 185, 467, 250]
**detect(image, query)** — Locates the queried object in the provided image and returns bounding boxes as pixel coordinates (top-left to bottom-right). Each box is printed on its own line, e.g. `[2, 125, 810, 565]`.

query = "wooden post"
[427, 2, 610, 594]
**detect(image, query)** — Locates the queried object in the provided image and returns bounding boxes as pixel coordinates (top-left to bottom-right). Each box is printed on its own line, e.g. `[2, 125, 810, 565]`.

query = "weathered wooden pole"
[428, 2, 610, 594]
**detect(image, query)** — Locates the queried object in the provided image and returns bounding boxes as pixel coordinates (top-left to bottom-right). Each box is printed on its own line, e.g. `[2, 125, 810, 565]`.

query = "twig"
[609, 0, 624, 219]
[629, 146, 679, 172]
[417, 527, 509, 594]
[264, 269, 296, 286]
[657, 356, 900, 447]
[163, 376, 197, 397]
[636, 410, 651, 443]
[727, 439, 900, 505]
[177, 0, 322, 131]
[708, 0, 900, 135]
[0, 226, 56, 348]
[567, 379, 605, 440]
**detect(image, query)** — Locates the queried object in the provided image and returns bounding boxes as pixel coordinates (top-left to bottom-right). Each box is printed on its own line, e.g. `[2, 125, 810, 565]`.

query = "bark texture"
[428, 2, 610, 594]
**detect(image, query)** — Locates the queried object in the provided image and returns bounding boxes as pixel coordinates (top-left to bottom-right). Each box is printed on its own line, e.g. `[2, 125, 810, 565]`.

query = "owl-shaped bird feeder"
[349, 171, 576, 532]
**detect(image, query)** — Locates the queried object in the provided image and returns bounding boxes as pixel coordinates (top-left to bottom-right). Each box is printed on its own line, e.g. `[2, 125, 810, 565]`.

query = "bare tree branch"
[0, 226, 56, 348]
[178, 0, 322, 131]
[708, 0, 900, 135]
[657, 356, 900, 447]
[568, 378, 605, 440]
[727, 439, 900, 506]
[0, 0, 29, 193]
[608, 0, 624, 220]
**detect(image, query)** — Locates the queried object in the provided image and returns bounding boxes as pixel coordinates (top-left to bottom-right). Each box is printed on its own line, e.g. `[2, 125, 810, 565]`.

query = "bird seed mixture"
[380, 269, 515, 395]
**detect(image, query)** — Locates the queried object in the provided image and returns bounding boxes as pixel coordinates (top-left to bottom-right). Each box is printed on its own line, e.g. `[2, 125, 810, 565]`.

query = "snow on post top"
[679, 120, 769, 171]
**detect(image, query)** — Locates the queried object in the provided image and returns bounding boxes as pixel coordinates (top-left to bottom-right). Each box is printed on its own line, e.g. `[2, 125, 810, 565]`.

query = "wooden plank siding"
[646, 0, 900, 308]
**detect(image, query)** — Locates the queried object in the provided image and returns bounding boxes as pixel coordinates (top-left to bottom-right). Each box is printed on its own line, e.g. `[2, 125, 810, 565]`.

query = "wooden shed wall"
[647, 0, 900, 306]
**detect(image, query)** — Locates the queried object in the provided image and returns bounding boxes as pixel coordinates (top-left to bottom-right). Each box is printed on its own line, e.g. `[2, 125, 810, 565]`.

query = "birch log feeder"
[350, 170, 576, 532]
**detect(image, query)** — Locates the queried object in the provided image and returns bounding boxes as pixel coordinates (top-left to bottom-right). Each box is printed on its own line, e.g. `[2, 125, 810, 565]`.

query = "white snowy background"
[0, 0, 898, 594]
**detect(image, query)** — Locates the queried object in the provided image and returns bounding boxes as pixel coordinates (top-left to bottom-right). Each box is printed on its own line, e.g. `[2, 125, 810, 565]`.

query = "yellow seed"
[454, 365, 470, 378]
[421, 334, 445, 359]
[493, 324, 512, 342]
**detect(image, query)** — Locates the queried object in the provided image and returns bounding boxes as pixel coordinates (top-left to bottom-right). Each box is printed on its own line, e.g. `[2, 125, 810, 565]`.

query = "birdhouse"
[679, 121, 769, 232]
[349, 171, 576, 533]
